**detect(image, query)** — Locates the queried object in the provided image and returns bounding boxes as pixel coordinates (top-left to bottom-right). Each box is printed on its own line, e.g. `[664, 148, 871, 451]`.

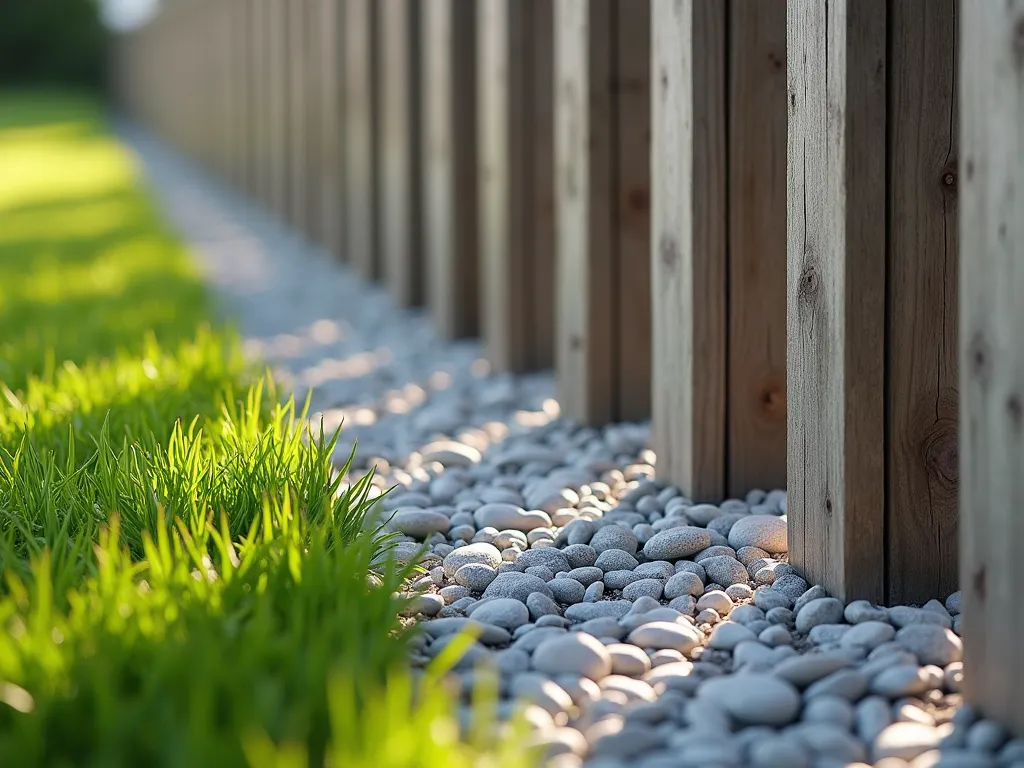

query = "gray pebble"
[528, 591, 563, 620]
[482, 572, 553, 602]
[694, 545, 738, 562]
[627, 621, 701, 653]
[438, 585, 472, 604]
[709, 621, 758, 650]
[667, 595, 697, 615]
[584, 581, 605, 602]
[773, 654, 852, 688]
[754, 588, 793, 611]
[595, 549, 640, 573]
[525, 565, 555, 581]
[474, 502, 552, 532]
[591, 526, 639, 556]
[701, 555, 750, 587]
[802, 694, 856, 730]
[766, 606, 794, 625]
[548, 578, 586, 605]
[642, 526, 713, 561]
[604, 570, 643, 591]
[804, 668, 869, 701]
[795, 598, 845, 634]
[623, 578, 665, 601]
[516, 547, 570, 574]
[840, 620, 895, 651]
[564, 601, 633, 622]
[697, 673, 801, 726]
[567, 566, 605, 586]
[895, 625, 963, 666]
[844, 599, 889, 624]
[759, 626, 792, 647]
[945, 590, 962, 615]
[563, 543, 598, 568]
[726, 583, 754, 602]
[633, 560, 674, 580]
[889, 605, 953, 630]
[663, 571, 704, 600]
[856, 695, 893, 742]
[442, 543, 502, 578]
[532, 631, 612, 680]
[793, 585, 830, 615]
[771, 575, 809, 602]
[727, 515, 787, 554]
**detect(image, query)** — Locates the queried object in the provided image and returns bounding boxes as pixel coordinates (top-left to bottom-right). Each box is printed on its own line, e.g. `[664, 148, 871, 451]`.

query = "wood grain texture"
[423, 0, 479, 338]
[727, 0, 788, 496]
[478, 0, 555, 372]
[343, 0, 379, 277]
[269, 0, 290, 221]
[287, 0, 309, 233]
[786, 0, 887, 603]
[651, 0, 728, 501]
[613, 0, 653, 424]
[317, 0, 344, 257]
[378, 0, 424, 307]
[960, 0, 1024, 735]
[252, 0, 271, 207]
[555, 0, 615, 425]
[886, 0, 959, 605]
[303, 0, 323, 241]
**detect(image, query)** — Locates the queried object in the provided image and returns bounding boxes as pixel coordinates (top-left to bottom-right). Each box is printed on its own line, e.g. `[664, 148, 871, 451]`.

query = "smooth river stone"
[387, 508, 452, 539]
[483, 572, 554, 602]
[442, 543, 502, 577]
[532, 631, 613, 680]
[626, 621, 701, 653]
[564, 601, 633, 622]
[697, 673, 802, 726]
[473, 503, 553, 532]
[894, 625, 963, 666]
[642, 527, 713, 561]
[727, 515, 788, 554]
[471, 598, 530, 630]
[419, 440, 483, 467]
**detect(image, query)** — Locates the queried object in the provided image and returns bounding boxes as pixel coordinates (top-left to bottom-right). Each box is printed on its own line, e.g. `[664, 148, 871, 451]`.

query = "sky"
[100, 0, 160, 32]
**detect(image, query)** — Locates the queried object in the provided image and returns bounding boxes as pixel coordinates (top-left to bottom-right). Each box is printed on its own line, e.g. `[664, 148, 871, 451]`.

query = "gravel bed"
[122, 125, 1011, 768]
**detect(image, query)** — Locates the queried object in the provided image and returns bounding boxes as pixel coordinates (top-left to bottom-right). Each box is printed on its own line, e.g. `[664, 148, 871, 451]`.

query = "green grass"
[0, 90, 535, 768]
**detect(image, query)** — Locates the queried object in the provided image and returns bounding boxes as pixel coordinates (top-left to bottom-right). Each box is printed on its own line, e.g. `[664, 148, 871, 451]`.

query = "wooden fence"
[112, 0, 1024, 734]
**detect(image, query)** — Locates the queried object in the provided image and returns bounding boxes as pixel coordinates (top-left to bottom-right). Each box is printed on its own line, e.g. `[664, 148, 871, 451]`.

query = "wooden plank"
[960, 0, 1024, 735]
[613, 1, 652, 424]
[303, 0, 323, 241]
[317, 0, 345, 256]
[287, 0, 309, 234]
[727, 0, 788, 496]
[651, 0, 727, 502]
[268, 0, 290, 220]
[423, 0, 479, 338]
[253, 0, 272, 207]
[477, 0, 556, 372]
[886, 0, 960, 605]
[378, 0, 424, 306]
[786, 0, 887, 603]
[343, 0, 380, 278]
[555, 0, 615, 424]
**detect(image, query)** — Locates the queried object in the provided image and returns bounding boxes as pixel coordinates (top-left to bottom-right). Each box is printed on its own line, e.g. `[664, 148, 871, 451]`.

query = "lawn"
[0, 91, 528, 768]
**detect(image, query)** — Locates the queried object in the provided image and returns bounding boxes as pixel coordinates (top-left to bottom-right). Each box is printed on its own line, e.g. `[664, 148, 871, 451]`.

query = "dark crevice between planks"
[722, 0, 733, 496]
[883, 0, 894, 607]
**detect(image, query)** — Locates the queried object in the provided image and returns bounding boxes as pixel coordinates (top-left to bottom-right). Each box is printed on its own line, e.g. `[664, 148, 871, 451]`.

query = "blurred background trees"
[0, 0, 108, 89]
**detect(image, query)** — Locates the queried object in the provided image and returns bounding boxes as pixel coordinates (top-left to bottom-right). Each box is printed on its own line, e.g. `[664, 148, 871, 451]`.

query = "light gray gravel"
[130, 124, 984, 768]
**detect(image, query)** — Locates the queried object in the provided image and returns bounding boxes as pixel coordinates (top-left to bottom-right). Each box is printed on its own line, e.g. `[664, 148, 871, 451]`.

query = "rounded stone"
[473, 503, 553, 532]
[795, 597, 846, 634]
[840, 620, 895, 651]
[727, 515, 787, 554]
[566, 566, 605, 586]
[454, 562, 498, 592]
[701, 555, 750, 587]
[562, 543, 598, 569]
[483, 572, 554, 602]
[663, 570, 705, 600]
[622, 578, 665, 601]
[642, 526, 713, 561]
[709, 621, 758, 650]
[697, 590, 734, 616]
[388, 509, 452, 539]
[442, 543, 502, 578]
[626, 621, 701, 653]
[471, 598, 530, 630]
[754, 588, 793, 611]
[532, 632, 613, 680]
[515, 547, 571, 574]
[873, 722, 944, 761]
[771, 574, 810, 602]
[564, 601, 632, 622]
[527, 591, 563, 620]
[697, 673, 802, 726]
[594, 549, 640, 573]
[607, 643, 652, 677]
[590, 525, 639, 556]
[583, 581, 604, 603]
[895, 625, 963, 666]
[548, 578, 586, 605]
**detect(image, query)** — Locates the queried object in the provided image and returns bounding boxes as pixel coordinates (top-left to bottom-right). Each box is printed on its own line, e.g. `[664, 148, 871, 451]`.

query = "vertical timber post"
[423, 0, 479, 339]
[786, 0, 887, 603]
[555, 0, 652, 426]
[960, 0, 1024, 737]
[378, 0, 425, 307]
[478, 0, 556, 373]
[343, 0, 380, 278]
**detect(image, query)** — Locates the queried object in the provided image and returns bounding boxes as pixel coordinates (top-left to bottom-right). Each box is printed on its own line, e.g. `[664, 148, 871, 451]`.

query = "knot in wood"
[659, 235, 680, 270]
[921, 420, 959, 488]
[798, 265, 819, 300]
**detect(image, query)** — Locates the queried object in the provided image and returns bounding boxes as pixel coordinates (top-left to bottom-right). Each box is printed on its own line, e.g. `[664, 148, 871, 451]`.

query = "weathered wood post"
[287, 0, 310, 234]
[343, 0, 380, 278]
[378, 0, 425, 307]
[651, 0, 788, 501]
[478, 0, 556, 373]
[960, 0, 1024, 736]
[315, 0, 345, 257]
[787, 0, 959, 604]
[555, 0, 652, 425]
[268, 0, 290, 222]
[423, 0, 479, 339]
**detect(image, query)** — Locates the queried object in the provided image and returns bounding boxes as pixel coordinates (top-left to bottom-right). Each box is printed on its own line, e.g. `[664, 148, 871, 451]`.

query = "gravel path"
[122, 126, 1016, 768]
